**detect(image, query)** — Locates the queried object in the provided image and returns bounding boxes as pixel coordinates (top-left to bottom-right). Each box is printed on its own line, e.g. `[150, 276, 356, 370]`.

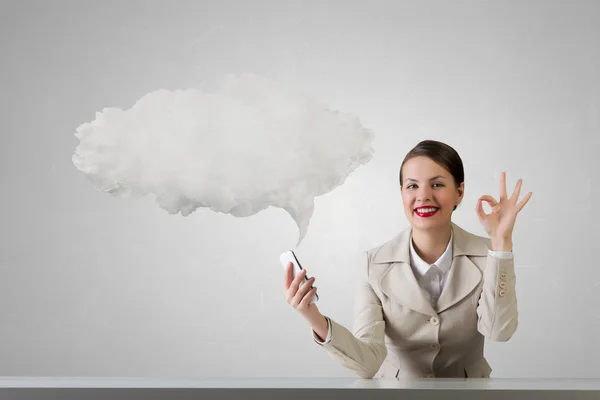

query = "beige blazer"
[315, 222, 518, 379]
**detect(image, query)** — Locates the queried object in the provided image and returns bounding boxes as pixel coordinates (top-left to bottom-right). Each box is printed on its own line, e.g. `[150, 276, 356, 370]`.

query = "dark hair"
[399, 140, 464, 210]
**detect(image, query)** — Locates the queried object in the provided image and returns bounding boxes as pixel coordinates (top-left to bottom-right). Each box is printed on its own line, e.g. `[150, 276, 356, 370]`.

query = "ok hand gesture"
[476, 171, 532, 250]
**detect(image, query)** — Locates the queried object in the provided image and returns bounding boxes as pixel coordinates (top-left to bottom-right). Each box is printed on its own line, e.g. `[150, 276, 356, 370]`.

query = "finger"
[283, 262, 293, 289]
[285, 269, 306, 307]
[510, 179, 523, 204]
[292, 268, 307, 289]
[299, 287, 318, 309]
[296, 277, 316, 303]
[291, 268, 307, 291]
[479, 195, 498, 207]
[516, 191, 533, 212]
[499, 171, 508, 201]
[285, 268, 306, 302]
[478, 195, 501, 217]
[292, 277, 316, 306]
[475, 198, 488, 223]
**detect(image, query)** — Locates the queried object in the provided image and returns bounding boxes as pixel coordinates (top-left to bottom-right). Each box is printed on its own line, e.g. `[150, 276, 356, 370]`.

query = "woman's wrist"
[307, 312, 328, 341]
[491, 236, 513, 252]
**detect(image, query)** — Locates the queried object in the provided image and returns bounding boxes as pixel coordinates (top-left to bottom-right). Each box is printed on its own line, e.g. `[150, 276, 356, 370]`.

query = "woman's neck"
[411, 223, 452, 265]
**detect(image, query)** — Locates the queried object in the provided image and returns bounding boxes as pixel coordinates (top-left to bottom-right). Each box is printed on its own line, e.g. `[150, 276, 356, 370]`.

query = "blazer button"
[500, 272, 507, 280]
[429, 343, 440, 350]
[430, 316, 440, 326]
[499, 282, 506, 289]
[499, 289, 506, 297]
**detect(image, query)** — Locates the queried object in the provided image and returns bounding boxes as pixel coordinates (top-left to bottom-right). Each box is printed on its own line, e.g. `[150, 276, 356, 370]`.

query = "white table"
[1, 377, 599, 399]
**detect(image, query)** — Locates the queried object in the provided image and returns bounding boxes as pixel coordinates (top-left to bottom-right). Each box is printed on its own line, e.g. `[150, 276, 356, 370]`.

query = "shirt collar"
[409, 230, 454, 277]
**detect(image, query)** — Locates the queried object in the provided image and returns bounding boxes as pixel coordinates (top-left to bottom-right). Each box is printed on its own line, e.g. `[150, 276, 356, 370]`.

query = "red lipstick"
[414, 206, 439, 218]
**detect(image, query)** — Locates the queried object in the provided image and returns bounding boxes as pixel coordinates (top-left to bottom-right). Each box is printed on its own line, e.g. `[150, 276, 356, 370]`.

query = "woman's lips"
[415, 207, 439, 218]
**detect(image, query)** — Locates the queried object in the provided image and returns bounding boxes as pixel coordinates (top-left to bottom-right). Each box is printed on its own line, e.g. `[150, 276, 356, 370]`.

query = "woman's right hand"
[283, 262, 329, 341]
[283, 262, 319, 317]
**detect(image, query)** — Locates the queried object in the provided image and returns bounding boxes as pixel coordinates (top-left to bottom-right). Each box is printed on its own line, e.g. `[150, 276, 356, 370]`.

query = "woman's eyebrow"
[405, 175, 446, 182]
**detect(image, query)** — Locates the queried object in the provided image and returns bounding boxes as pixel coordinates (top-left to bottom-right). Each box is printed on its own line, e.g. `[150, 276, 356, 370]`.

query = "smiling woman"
[283, 139, 533, 379]
[399, 141, 467, 263]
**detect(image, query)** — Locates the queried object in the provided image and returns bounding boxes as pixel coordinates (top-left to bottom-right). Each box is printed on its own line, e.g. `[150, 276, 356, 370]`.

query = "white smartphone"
[280, 250, 319, 304]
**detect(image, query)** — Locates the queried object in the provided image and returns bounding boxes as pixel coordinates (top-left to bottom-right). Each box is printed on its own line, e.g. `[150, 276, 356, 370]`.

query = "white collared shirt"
[409, 231, 454, 305]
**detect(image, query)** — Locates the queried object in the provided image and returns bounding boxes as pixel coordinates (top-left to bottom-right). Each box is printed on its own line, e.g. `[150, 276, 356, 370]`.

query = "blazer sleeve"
[312, 251, 387, 379]
[476, 251, 518, 341]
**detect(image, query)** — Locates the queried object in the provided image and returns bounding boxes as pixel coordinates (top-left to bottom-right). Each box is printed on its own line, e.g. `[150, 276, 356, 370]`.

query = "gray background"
[1, 0, 599, 378]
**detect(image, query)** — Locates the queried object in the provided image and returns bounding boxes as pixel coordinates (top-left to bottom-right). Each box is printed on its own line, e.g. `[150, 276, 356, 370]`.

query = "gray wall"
[1, 0, 599, 378]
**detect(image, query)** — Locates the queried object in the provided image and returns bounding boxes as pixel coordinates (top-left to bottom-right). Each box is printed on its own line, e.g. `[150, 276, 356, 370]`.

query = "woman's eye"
[433, 183, 444, 188]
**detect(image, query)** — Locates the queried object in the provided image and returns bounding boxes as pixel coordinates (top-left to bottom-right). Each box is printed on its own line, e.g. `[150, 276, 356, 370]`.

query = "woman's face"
[400, 156, 464, 231]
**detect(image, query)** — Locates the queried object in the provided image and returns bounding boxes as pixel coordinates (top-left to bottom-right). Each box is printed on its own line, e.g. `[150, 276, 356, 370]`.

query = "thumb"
[283, 262, 293, 289]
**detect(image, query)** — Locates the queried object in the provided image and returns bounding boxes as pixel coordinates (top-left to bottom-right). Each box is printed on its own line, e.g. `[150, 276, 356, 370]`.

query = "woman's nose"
[417, 187, 432, 200]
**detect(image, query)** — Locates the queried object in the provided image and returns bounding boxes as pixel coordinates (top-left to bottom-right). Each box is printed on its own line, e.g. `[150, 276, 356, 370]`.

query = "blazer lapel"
[379, 261, 438, 317]
[435, 255, 481, 313]
[436, 223, 487, 313]
[373, 226, 438, 317]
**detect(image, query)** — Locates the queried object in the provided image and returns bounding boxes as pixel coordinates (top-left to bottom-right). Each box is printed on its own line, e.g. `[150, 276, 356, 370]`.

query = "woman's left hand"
[476, 171, 532, 250]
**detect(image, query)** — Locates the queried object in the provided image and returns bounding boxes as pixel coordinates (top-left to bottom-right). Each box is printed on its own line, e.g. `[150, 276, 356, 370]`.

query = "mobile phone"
[280, 250, 319, 304]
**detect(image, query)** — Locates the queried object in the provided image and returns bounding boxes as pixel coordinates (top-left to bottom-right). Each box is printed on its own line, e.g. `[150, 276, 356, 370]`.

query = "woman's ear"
[455, 182, 465, 208]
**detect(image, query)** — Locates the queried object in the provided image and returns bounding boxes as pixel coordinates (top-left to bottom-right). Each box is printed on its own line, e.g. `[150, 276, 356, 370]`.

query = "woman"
[283, 140, 532, 379]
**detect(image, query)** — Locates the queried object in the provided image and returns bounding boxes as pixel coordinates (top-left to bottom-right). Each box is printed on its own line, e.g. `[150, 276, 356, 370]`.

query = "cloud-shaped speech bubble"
[72, 72, 375, 245]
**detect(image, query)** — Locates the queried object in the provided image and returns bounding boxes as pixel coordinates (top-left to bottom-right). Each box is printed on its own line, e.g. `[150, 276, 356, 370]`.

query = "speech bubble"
[72, 72, 375, 245]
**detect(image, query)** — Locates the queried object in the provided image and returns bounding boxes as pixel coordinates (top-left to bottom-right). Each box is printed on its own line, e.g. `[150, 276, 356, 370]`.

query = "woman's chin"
[411, 216, 446, 229]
